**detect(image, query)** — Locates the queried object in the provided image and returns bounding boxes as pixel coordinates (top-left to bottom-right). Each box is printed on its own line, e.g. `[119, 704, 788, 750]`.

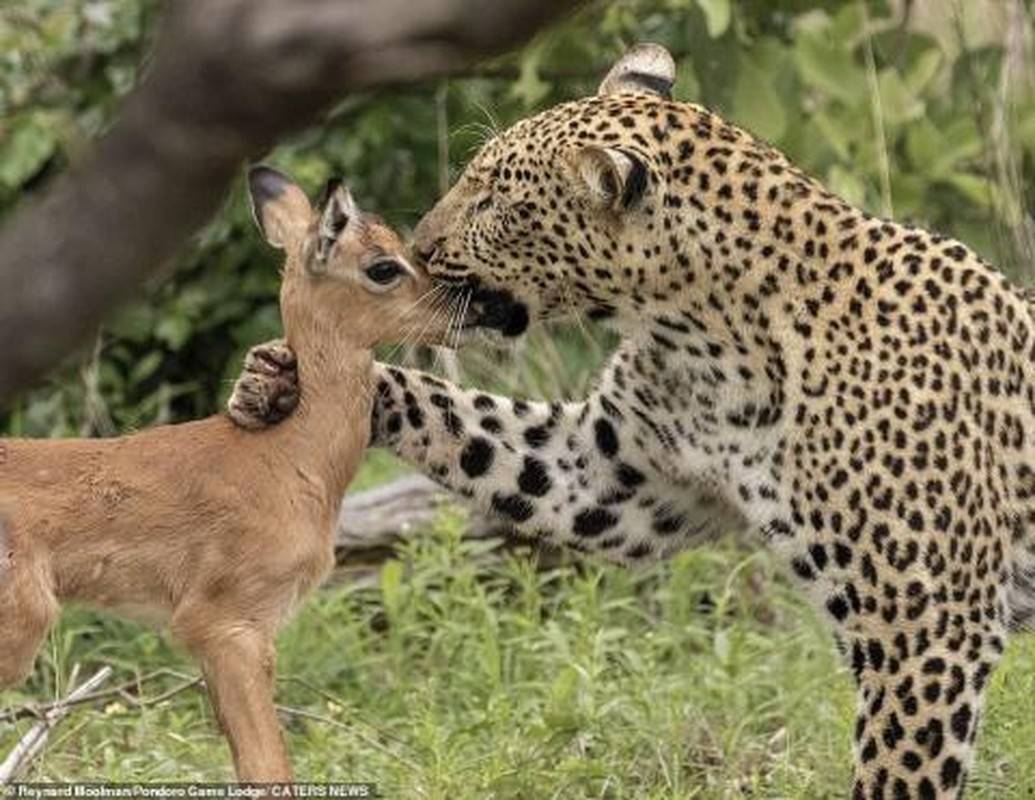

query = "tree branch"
[0, 666, 113, 784]
[0, 0, 581, 402]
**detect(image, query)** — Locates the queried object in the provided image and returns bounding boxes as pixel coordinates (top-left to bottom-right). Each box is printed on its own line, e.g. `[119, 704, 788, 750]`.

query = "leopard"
[228, 44, 1035, 799]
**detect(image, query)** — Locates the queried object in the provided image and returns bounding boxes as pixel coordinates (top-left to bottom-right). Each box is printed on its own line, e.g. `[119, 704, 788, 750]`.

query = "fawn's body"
[0, 169, 444, 781]
[0, 407, 365, 778]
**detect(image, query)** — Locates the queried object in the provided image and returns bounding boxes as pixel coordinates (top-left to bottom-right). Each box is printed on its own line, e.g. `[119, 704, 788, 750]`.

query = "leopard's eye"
[474, 194, 493, 212]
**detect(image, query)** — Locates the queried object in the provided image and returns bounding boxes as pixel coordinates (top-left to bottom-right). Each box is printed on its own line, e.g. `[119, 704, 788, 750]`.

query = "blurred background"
[2, 1, 1034, 796]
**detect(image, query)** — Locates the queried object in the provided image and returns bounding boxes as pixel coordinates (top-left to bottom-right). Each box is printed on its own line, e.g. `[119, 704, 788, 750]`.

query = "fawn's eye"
[363, 258, 407, 290]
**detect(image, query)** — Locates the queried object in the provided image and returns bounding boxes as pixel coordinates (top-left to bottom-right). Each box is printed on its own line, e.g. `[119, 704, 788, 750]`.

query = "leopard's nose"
[414, 242, 440, 266]
[413, 219, 445, 264]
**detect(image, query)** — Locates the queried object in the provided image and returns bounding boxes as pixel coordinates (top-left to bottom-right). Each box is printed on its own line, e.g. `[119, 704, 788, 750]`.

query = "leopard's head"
[414, 44, 683, 338]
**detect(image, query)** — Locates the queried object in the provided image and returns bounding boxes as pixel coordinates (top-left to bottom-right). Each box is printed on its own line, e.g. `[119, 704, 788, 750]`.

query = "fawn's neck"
[272, 322, 375, 502]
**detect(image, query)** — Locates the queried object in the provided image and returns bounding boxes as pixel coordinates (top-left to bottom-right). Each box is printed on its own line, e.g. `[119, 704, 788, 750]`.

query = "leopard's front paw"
[227, 340, 300, 430]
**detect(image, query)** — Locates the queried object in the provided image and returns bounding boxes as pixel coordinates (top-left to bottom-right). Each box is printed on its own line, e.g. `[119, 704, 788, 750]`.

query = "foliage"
[4, 512, 1035, 796]
[1, 0, 1033, 434]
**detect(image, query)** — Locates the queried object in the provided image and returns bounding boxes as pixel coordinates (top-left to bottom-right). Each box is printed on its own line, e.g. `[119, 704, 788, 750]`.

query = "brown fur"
[0, 170, 445, 782]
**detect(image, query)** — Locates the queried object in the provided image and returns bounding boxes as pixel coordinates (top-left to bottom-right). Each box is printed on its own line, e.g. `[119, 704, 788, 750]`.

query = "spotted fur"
[379, 48, 1035, 799]
[231, 45, 1035, 799]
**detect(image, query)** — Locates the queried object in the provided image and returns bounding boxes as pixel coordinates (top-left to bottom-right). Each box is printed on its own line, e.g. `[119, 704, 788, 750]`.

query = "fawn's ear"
[312, 181, 361, 270]
[573, 146, 649, 212]
[597, 43, 676, 99]
[248, 166, 312, 249]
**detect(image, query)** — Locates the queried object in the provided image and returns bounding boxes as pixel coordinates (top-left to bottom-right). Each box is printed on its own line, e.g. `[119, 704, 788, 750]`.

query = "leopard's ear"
[597, 43, 675, 99]
[573, 146, 649, 212]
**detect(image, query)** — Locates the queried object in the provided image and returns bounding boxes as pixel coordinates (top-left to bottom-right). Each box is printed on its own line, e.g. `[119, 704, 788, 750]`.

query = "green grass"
[5, 495, 1035, 797]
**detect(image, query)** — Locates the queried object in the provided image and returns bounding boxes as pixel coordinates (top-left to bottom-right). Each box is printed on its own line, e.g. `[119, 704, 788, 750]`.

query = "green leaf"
[129, 352, 163, 385]
[903, 119, 941, 174]
[829, 3, 869, 46]
[904, 49, 943, 96]
[812, 108, 855, 161]
[548, 665, 580, 712]
[943, 173, 993, 208]
[930, 118, 983, 178]
[0, 116, 56, 189]
[380, 560, 404, 621]
[154, 315, 192, 351]
[793, 32, 867, 107]
[1018, 105, 1035, 151]
[827, 165, 867, 208]
[732, 52, 787, 142]
[601, 3, 637, 36]
[674, 58, 702, 103]
[875, 69, 924, 126]
[510, 45, 551, 109]
[695, 0, 731, 38]
[887, 173, 927, 217]
[713, 628, 731, 664]
[108, 304, 157, 343]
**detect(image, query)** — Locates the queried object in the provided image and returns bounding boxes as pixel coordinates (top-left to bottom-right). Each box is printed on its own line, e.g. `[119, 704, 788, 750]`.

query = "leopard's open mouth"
[463, 285, 530, 337]
[435, 274, 619, 339]
[435, 278, 530, 338]
[418, 244, 532, 337]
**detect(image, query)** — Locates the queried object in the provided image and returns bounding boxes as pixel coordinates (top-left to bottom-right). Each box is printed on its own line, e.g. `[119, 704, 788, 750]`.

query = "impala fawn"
[0, 167, 449, 781]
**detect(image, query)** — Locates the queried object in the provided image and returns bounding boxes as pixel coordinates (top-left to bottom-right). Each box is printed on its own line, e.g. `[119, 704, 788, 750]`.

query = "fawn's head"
[248, 166, 447, 350]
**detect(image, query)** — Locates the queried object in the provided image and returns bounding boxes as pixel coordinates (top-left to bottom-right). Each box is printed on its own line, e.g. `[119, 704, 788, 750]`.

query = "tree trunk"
[0, 0, 581, 402]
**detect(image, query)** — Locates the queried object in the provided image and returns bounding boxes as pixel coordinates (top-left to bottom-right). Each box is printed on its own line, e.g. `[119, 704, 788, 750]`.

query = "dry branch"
[0, 666, 112, 784]
[0, 0, 581, 402]
[0, 669, 200, 726]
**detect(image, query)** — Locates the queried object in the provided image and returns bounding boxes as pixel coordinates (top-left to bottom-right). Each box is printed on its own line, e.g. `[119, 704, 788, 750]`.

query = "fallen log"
[333, 474, 566, 574]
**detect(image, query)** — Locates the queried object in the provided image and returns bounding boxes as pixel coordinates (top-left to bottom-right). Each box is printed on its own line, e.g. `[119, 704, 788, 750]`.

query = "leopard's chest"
[597, 345, 791, 530]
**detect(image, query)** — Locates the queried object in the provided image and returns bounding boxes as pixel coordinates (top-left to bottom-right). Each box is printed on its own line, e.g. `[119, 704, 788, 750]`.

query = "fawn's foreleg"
[0, 524, 57, 688]
[173, 614, 291, 783]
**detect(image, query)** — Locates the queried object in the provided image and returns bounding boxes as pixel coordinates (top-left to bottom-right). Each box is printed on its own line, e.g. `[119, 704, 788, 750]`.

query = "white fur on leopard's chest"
[612, 373, 788, 512]
[613, 388, 791, 541]
[594, 337, 793, 549]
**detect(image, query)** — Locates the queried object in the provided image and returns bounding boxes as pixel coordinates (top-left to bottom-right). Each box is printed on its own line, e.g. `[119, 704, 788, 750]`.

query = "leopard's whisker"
[382, 286, 450, 362]
[452, 286, 473, 352]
